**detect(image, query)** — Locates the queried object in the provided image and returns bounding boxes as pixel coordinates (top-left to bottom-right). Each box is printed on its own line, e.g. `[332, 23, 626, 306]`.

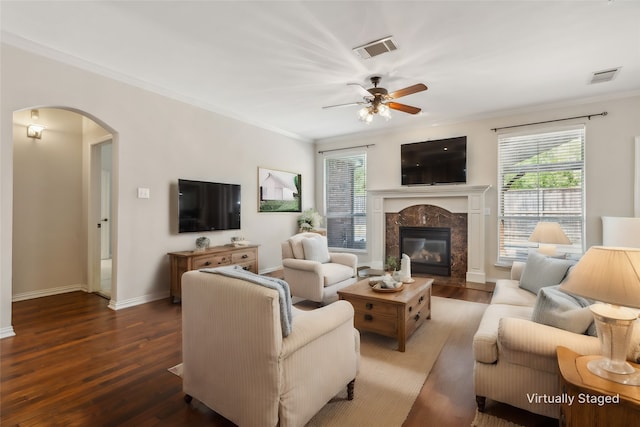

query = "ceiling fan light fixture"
[326, 76, 426, 123]
[378, 104, 392, 119]
[358, 107, 374, 123]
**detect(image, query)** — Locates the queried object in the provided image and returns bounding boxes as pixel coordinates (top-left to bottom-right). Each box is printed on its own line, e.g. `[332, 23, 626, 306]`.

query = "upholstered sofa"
[473, 252, 602, 419]
[181, 268, 360, 427]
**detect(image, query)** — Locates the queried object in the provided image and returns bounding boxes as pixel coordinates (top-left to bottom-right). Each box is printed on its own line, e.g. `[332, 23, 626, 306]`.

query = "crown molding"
[1, 31, 312, 143]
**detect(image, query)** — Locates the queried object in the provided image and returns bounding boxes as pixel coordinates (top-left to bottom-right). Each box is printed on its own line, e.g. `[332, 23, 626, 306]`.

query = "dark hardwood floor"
[1, 277, 557, 427]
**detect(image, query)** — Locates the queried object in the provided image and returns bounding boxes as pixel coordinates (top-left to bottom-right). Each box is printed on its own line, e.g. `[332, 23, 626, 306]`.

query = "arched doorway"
[12, 107, 118, 309]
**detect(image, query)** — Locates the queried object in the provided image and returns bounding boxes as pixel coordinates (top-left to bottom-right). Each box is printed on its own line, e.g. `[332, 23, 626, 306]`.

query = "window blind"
[324, 153, 367, 250]
[498, 126, 585, 262]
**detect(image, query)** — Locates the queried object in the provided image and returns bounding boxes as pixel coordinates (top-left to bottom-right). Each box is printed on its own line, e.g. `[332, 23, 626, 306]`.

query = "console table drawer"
[235, 261, 257, 273]
[231, 250, 256, 263]
[193, 254, 231, 269]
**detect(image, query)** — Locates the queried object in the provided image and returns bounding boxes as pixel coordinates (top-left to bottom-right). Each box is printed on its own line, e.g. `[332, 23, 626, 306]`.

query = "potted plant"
[385, 255, 399, 273]
[297, 208, 322, 232]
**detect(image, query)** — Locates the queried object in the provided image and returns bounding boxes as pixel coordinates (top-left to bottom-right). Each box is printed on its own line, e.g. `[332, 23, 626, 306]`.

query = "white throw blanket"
[200, 265, 293, 337]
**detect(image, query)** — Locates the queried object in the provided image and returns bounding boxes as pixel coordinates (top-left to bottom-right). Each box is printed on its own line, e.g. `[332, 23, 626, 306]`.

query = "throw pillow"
[531, 285, 595, 334]
[302, 236, 331, 263]
[519, 250, 574, 294]
[288, 234, 308, 259]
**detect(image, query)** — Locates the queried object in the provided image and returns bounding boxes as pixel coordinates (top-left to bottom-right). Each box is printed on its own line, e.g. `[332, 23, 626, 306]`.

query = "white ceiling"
[2, 1, 640, 142]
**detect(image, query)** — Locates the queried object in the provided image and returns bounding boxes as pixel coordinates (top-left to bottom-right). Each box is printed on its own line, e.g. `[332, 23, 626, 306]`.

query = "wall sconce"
[27, 124, 45, 139]
[27, 109, 45, 139]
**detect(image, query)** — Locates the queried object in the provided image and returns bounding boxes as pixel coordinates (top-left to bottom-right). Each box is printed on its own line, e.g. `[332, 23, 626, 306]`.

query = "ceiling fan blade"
[322, 101, 366, 109]
[387, 102, 421, 114]
[388, 83, 428, 99]
[347, 82, 373, 98]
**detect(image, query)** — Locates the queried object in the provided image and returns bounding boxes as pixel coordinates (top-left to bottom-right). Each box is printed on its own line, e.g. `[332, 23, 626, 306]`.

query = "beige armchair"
[281, 232, 358, 305]
[181, 269, 360, 427]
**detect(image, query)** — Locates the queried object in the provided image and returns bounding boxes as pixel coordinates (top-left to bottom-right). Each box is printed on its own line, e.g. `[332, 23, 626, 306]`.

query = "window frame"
[497, 124, 586, 264]
[323, 150, 367, 252]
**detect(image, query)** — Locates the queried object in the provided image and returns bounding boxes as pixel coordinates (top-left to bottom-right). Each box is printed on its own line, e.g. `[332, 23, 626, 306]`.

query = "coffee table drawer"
[403, 286, 430, 337]
[348, 298, 398, 316]
[404, 289, 430, 320]
[405, 306, 428, 337]
[353, 311, 397, 336]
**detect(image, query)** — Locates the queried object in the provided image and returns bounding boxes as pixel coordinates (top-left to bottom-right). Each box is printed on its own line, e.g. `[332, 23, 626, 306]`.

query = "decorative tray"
[371, 283, 404, 293]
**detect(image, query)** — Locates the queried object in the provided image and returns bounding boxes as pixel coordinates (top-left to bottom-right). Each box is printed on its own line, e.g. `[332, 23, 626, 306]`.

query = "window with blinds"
[324, 152, 367, 250]
[498, 126, 585, 262]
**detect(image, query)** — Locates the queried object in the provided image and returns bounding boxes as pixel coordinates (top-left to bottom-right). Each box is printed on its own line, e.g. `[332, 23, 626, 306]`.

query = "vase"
[195, 236, 210, 251]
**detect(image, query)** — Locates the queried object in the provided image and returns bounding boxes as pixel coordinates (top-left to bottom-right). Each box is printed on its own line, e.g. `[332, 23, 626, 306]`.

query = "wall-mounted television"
[401, 136, 467, 185]
[178, 179, 241, 233]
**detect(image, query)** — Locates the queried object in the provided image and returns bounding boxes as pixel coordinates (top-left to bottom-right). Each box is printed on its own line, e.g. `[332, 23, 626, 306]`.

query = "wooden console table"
[338, 277, 432, 352]
[557, 346, 640, 426]
[167, 244, 259, 303]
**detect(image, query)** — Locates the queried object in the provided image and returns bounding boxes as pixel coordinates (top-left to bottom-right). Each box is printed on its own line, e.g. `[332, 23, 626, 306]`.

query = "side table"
[557, 346, 640, 426]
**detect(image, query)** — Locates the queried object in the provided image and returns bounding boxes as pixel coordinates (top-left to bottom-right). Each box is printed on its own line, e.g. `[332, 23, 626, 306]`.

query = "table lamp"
[528, 221, 571, 256]
[561, 246, 640, 385]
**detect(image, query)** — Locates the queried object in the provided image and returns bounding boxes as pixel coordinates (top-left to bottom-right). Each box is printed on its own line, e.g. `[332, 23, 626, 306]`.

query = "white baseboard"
[259, 265, 283, 275]
[108, 290, 170, 310]
[0, 326, 16, 339]
[12, 284, 88, 302]
[466, 271, 486, 284]
[11, 284, 168, 310]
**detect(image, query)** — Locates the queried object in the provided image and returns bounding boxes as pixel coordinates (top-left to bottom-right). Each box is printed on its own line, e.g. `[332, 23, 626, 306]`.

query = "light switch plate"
[137, 187, 150, 199]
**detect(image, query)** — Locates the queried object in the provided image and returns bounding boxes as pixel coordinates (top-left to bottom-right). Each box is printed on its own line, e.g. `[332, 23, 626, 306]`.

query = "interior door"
[100, 169, 111, 259]
[91, 140, 113, 297]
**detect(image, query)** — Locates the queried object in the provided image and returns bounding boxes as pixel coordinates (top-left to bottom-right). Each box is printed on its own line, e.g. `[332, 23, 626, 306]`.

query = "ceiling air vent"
[353, 36, 398, 59]
[589, 67, 620, 84]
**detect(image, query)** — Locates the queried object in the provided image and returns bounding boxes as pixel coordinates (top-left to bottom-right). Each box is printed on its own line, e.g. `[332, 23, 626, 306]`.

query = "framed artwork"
[258, 167, 301, 212]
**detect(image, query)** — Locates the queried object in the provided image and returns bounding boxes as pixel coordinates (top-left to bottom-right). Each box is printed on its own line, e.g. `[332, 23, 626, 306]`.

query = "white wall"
[12, 108, 85, 299]
[315, 94, 640, 281]
[1, 44, 314, 335]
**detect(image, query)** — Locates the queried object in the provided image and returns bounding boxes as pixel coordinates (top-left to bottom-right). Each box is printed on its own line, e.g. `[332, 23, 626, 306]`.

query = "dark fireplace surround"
[386, 205, 467, 281]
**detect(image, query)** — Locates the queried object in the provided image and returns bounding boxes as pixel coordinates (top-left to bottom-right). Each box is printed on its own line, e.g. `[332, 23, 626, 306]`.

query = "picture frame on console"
[258, 167, 302, 212]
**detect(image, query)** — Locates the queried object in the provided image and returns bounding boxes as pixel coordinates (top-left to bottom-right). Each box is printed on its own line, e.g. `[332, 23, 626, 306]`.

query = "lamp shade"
[561, 246, 640, 309]
[528, 222, 571, 245]
[602, 216, 640, 248]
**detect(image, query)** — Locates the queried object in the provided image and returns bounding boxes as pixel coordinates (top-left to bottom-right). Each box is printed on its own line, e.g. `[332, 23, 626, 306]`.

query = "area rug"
[168, 296, 487, 427]
[471, 410, 526, 427]
[305, 296, 486, 426]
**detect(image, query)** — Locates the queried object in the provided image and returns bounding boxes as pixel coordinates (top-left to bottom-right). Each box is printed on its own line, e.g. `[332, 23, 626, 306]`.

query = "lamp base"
[588, 303, 640, 386]
[587, 358, 640, 385]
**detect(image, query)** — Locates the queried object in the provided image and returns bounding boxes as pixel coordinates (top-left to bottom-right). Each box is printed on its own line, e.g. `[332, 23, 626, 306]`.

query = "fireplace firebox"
[399, 226, 451, 276]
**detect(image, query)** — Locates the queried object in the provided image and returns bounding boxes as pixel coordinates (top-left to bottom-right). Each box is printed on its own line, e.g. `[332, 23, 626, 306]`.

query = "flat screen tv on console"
[401, 136, 467, 185]
[178, 179, 241, 233]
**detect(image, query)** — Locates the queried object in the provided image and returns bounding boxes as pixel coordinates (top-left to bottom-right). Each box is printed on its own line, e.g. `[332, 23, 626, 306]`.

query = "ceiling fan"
[323, 76, 428, 122]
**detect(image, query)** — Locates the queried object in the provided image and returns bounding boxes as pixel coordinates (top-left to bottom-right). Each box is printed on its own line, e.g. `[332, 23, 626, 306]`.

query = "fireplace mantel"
[368, 185, 491, 283]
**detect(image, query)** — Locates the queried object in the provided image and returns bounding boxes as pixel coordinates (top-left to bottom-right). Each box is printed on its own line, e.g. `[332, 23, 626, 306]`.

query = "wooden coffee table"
[338, 276, 432, 352]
